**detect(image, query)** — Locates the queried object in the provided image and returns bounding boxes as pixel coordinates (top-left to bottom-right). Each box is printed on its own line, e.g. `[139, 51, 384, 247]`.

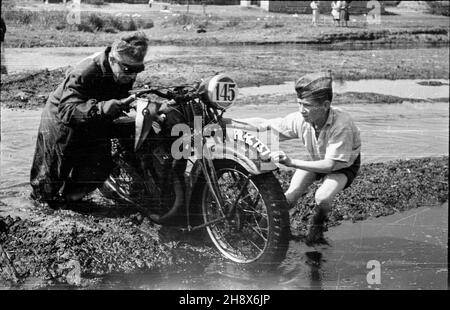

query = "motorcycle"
[100, 74, 290, 268]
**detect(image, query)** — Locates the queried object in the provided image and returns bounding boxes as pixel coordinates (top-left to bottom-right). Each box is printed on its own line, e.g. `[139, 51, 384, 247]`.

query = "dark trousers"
[30, 107, 113, 202]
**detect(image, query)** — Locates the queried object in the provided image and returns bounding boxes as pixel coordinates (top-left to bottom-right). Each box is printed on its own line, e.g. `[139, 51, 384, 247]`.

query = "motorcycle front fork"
[182, 153, 252, 233]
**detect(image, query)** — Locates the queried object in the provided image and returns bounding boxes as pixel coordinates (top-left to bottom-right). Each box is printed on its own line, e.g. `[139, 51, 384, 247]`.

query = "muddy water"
[99, 203, 448, 290]
[240, 79, 450, 100]
[1, 101, 448, 290]
[1, 102, 448, 189]
[1, 99, 447, 197]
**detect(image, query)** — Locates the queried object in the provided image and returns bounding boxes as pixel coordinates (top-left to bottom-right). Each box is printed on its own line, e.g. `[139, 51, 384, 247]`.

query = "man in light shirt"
[237, 71, 361, 245]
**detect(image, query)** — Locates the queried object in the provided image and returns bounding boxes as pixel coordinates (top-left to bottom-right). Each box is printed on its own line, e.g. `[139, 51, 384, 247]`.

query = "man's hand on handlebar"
[119, 94, 137, 112]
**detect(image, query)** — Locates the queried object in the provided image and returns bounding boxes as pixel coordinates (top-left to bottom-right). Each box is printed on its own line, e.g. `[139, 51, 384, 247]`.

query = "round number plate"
[207, 74, 238, 110]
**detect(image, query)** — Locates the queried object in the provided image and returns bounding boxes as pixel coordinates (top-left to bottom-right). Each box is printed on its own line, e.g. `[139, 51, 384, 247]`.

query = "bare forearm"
[287, 159, 336, 174]
[231, 118, 271, 132]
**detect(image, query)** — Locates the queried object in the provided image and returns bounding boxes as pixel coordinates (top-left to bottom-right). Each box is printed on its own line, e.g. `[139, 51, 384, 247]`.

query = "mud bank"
[0, 156, 447, 289]
[0, 194, 219, 289]
[4, 19, 449, 48]
[282, 156, 449, 234]
[1, 45, 448, 109]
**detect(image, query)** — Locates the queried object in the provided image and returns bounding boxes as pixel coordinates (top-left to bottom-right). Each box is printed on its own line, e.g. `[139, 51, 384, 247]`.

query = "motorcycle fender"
[135, 99, 161, 151]
[186, 135, 278, 215]
[202, 135, 278, 175]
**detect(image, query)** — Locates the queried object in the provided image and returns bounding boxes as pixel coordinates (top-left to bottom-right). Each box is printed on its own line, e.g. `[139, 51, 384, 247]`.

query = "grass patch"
[428, 2, 450, 16]
[263, 21, 284, 29]
[161, 13, 211, 29]
[3, 9, 154, 33]
[76, 13, 154, 33]
[169, 13, 196, 26]
[3, 9, 68, 28]
[224, 17, 242, 28]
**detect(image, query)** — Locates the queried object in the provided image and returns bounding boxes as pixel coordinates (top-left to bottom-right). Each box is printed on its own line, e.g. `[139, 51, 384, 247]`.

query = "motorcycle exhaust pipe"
[103, 176, 135, 205]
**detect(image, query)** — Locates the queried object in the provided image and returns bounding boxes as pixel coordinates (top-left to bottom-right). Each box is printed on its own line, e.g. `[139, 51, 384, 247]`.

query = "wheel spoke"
[239, 192, 253, 203]
[203, 166, 273, 263]
[249, 223, 267, 242]
[249, 195, 261, 211]
[241, 197, 265, 217]
[248, 239, 263, 253]
[229, 170, 239, 183]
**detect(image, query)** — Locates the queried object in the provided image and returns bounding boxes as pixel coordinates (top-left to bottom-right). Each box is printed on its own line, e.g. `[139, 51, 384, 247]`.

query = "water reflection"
[304, 251, 324, 290]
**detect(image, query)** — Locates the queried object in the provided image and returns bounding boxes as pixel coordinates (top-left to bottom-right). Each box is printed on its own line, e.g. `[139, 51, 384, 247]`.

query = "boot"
[305, 207, 328, 246]
[30, 191, 67, 210]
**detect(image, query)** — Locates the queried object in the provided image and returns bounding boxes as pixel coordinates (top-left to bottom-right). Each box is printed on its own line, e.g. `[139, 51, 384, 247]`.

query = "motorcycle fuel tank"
[134, 98, 160, 151]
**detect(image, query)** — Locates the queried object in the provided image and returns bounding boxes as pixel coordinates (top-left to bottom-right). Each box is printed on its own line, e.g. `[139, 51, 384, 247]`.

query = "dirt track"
[1, 45, 448, 110]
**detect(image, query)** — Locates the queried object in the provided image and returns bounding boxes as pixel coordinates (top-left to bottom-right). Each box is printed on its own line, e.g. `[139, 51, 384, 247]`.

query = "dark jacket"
[30, 47, 133, 200]
[1, 18, 6, 42]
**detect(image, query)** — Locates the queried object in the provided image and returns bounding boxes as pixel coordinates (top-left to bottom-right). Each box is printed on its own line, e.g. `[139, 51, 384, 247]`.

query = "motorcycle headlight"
[199, 74, 239, 111]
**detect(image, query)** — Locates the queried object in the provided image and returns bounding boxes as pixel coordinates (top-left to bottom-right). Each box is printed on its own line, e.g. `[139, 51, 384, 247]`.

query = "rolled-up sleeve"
[325, 126, 354, 163]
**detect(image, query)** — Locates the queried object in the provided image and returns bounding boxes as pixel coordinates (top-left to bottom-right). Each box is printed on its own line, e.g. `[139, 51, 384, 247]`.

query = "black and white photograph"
[0, 0, 448, 293]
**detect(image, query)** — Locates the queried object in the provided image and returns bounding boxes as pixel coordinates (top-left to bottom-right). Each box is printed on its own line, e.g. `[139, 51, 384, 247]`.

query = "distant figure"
[340, 0, 350, 27]
[1, 17, 7, 75]
[201, 0, 207, 15]
[148, 0, 153, 8]
[331, 1, 340, 26]
[310, 1, 320, 26]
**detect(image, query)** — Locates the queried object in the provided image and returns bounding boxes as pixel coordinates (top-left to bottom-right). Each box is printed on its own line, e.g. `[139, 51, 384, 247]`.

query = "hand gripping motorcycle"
[100, 74, 290, 268]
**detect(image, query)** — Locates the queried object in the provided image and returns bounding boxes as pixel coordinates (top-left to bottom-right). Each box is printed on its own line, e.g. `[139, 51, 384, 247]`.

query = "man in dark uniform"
[30, 31, 149, 208]
[1, 17, 7, 75]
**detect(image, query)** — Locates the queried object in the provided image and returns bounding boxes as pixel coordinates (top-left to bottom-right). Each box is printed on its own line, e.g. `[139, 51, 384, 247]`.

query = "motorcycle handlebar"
[129, 83, 200, 101]
[128, 88, 173, 99]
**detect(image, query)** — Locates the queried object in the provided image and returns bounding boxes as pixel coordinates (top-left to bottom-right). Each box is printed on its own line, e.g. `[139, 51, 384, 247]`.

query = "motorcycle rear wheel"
[200, 159, 290, 268]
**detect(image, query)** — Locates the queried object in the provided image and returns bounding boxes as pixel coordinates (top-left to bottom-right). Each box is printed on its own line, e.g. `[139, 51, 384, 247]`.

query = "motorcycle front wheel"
[200, 159, 290, 268]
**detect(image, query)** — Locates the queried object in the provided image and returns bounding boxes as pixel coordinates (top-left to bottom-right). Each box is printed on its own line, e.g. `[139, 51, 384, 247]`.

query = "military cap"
[295, 71, 333, 102]
[111, 31, 149, 67]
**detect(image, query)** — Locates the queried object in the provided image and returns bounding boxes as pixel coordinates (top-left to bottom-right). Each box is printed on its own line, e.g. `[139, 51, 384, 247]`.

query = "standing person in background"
[331, 1, 341, 27]
[148, 0, 153, 8]
[340, 0, 350, 27]
[310, 1, 321, 27]
[0, 17, 7, 75]
[202, 0, 208, 15]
